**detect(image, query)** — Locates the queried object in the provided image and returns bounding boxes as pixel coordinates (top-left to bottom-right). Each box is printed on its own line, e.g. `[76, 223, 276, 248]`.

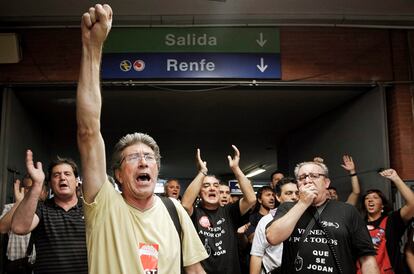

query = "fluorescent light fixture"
[246, 168, 266, 178]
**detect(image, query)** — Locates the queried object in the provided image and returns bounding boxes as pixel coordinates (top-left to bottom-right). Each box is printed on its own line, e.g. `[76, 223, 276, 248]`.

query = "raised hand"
[25, 150, 45, 187]
[81, 4, 113, 48]
[379, 168, 400, 182]
[13, 179, 25, 203]
[341, 155, 356, 173]
[196, 148, 208, 175]
[227, 145, 240, 169]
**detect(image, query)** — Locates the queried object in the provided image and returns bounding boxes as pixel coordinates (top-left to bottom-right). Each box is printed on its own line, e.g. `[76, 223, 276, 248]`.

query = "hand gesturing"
[25, 150, 45, 186]
[227, 145, 240, 169]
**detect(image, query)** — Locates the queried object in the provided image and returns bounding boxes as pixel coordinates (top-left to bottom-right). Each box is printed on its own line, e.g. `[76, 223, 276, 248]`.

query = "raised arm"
[181, 149, 208, 215]
[266, 183, 316, 245]
[77, 4, 113, 203]
[227, 145, 256, 215]
[380, 168, 414, 223]
[341, 155, 360, 206]
[11, 150, 42, 234]
[0, 179, 25, 233]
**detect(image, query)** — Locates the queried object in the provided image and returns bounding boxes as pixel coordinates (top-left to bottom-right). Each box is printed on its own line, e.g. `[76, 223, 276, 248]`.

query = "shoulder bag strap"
[160, 197, 184, 274]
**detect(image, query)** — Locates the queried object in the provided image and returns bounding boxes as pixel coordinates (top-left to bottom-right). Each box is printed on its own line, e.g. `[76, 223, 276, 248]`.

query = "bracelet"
[200, 171, 208, 176]
[349, 173, 357, 177]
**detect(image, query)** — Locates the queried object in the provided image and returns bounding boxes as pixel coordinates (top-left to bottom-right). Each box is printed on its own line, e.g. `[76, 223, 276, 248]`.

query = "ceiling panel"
[1, 0, 414, 27]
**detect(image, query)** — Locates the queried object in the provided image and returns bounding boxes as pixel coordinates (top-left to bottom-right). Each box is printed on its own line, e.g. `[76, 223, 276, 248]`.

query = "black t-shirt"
[406, 219, 414, 251]
[367, 210, 408, 273]
[191, 201, 245, 274]
[245, 211, 265, 238]
[271, 200, 375, 274]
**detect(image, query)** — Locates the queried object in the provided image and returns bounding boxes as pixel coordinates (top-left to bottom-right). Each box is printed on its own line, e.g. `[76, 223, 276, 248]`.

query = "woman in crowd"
[359, 169, 414, 273]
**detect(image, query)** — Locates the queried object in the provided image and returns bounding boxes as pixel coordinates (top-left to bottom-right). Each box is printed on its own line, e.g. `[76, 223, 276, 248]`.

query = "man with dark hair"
[270, 170, 284, 189]
[11, 151, 87, 274]
[181, 147, 256, 274]
[250, 177, 299, 274]
[219, 182, 232, 206]
[266, 161, 379, 273]
[76, 4, 207, 274]
[46, 157, 79, 181]
[273, 177, 299, 198]
[245, 186, 275, 243]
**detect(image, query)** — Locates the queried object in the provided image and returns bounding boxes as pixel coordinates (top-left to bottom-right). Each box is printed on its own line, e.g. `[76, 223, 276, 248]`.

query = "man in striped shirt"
[11, 152, 88, 274]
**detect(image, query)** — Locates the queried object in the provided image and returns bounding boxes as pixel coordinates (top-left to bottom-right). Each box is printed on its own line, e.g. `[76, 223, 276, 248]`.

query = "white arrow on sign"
[257, 58, 268, 72]
[256, 33, 267, 47]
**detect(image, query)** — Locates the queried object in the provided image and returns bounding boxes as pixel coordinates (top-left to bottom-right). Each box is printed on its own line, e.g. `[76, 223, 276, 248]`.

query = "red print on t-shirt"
[139, 243, 159, 274]
[199, 216, 211, 228]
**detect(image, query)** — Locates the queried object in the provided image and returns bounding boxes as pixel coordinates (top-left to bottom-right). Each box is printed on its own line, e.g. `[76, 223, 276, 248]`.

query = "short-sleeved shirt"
[250, 208, 282, 274]
[0, 203, 35, 262]
[191, 201, 245, 274]
[33, 198, 87, 274]
[84, 180, 208, 274]
[270, 200, 375, 274]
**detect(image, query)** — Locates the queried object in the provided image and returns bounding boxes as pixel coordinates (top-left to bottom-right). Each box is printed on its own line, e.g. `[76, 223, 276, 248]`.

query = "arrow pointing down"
[256, 33, 267, 47]
[257, 58, 268, 72]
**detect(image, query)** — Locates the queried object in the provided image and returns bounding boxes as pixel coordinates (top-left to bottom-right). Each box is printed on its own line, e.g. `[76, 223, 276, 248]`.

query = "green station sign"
[104, 27, 280, 53]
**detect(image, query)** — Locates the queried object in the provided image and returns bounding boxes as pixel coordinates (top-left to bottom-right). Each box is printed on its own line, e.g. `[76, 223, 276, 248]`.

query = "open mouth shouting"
[58, 181, 70, 189]
[220, 197, 229, 205]
[136, 173, 151, 184]
[367, 202, 377, 212]
[204, 191, 220, 204]
[208, 192, 217, 199]
[365, 198, 382, 214]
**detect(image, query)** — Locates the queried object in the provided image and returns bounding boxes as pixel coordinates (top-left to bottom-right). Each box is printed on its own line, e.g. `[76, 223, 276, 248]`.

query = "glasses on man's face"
[120, 153, 156, 165]
[297, 172, 326, 182]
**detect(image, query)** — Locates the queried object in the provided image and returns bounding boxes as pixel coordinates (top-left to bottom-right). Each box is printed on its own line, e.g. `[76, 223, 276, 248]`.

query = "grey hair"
[164, 179, 180, 193]
[111, 132, 161, 174]
[294, 161, 329, 178]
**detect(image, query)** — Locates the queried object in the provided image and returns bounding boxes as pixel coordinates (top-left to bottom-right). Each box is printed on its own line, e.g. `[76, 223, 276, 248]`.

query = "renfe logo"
[133, 60, 145, 72]
[167, 59, 215, 72]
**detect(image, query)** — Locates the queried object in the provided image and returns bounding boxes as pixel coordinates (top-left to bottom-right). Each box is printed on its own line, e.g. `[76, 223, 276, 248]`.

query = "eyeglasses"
[120, 153, 157, 165]
[297, 173, 326, 182]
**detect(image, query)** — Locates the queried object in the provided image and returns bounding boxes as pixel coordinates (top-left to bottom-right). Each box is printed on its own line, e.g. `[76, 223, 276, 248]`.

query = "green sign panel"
[104, 27, 280, 53]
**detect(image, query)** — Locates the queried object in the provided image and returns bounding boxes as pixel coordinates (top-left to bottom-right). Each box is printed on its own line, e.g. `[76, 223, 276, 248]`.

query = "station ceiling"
[1, 0, 414, 28]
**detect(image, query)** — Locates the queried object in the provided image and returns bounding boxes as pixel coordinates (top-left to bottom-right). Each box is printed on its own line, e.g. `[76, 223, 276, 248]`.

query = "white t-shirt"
[250, 208, 283, 274]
